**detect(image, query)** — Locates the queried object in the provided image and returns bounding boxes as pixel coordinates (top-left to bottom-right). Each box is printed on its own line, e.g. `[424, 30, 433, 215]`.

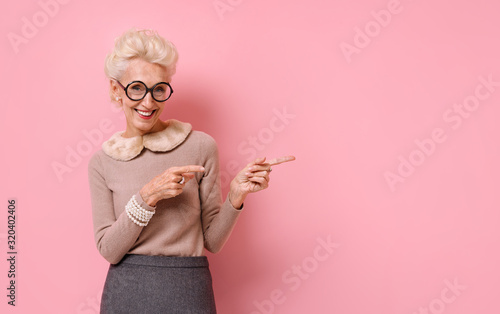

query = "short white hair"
[104, 28, 179, 83]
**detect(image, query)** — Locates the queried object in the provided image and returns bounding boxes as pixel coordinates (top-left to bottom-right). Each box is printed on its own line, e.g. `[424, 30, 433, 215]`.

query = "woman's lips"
[135, 109, 156, 119]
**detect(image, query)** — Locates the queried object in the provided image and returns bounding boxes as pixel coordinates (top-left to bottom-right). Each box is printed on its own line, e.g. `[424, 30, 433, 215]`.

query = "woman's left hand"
[229, 155, 295, 208]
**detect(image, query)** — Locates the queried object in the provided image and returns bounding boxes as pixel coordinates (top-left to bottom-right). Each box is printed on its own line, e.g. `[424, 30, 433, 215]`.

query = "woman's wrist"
[139, 188, 157, 207]
[228, 187, 247, 209]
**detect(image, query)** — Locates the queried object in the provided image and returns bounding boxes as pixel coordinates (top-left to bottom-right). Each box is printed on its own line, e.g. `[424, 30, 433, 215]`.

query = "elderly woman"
[87, 29, 294, 313]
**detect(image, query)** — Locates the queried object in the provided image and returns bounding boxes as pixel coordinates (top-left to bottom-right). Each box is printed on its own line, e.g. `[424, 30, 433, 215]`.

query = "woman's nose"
[141, 92, 155, 108]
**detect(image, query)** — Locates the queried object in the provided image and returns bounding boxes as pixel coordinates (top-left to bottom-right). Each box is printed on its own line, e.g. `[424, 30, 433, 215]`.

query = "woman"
[88, 28, 294, 313]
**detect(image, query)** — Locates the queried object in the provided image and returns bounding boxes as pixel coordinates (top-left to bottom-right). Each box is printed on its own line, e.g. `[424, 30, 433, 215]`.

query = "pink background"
[1, 0, 500, 313]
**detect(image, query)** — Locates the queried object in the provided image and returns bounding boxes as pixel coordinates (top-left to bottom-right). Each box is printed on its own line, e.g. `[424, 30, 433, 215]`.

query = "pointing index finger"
[172, 165, 205, 174]
[267, 155, 296, 166]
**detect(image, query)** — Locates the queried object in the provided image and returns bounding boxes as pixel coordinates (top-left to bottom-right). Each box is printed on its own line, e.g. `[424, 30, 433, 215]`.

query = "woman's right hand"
[140, 165, 205, 207]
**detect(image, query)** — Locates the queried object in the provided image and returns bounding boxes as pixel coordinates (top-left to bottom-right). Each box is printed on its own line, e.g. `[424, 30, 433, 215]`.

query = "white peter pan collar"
[102, 119, 192, 161]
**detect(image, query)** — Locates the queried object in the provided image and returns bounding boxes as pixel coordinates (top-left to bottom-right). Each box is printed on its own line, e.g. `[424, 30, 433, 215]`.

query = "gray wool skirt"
[100, 254, 217, 314]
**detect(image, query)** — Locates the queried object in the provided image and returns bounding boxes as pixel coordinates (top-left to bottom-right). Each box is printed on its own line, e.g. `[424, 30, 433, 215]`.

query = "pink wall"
[1, 0, 500, 313]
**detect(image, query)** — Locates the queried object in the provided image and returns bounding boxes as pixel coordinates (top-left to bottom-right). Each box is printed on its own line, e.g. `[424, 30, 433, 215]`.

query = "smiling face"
[111, 58, 171, 138]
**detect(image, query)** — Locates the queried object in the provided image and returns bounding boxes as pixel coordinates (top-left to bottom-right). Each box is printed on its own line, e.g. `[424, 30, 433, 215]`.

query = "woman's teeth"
[135, 109, 154, 117]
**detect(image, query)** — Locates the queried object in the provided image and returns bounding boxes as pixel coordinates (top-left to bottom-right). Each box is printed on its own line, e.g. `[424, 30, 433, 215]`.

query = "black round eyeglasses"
[116, 80, 174, 102]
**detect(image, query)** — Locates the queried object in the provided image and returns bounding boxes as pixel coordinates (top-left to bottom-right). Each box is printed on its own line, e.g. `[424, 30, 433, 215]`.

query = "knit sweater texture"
[88, 119, 242, 264]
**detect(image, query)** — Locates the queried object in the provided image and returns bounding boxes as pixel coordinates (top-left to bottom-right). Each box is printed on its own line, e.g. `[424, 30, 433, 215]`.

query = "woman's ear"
[110, 80, 122, 104]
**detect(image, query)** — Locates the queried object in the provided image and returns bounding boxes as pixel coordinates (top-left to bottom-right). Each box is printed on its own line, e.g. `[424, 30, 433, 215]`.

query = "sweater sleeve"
[88, 152, 156, 264]
[198, 135, 242, 253]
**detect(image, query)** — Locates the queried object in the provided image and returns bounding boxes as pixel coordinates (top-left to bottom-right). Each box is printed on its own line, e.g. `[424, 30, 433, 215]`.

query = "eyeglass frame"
[115, 80, 174, 102]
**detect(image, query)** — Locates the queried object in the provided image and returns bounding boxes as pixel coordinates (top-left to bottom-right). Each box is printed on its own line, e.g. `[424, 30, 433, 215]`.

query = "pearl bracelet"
[125, 195, 155, 226]
[130, 195, 155, 220]
[125, 209, 148, 227]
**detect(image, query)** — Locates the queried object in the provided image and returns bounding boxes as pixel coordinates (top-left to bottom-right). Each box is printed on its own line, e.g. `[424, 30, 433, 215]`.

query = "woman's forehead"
[123, 58, 169, 82]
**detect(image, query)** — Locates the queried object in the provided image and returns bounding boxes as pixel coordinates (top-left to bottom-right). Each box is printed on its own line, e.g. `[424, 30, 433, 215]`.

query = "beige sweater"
[88, 119, 242, 264]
